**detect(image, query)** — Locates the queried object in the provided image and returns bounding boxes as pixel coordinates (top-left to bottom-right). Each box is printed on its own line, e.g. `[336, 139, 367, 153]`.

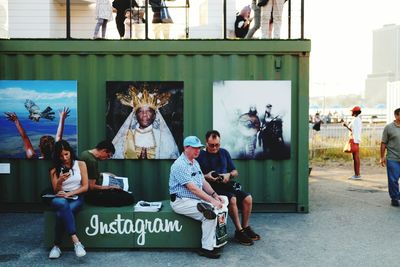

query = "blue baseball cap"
[183, 136, 204, 148]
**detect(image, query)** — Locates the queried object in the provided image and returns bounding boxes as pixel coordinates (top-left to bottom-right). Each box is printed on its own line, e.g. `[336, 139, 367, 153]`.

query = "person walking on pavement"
[380, 108, 400, 207]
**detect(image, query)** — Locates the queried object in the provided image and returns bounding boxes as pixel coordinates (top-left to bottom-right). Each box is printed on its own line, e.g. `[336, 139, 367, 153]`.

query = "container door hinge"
[275, 57, 282, 71]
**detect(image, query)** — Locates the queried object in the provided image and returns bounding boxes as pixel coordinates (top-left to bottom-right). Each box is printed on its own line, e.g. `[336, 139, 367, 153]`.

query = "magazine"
[101, 173, 130, 192]
[134, 201, 163, 212]
[41, 194, 78, 200]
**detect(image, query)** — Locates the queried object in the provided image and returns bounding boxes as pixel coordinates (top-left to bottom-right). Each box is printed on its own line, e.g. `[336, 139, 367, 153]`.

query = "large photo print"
[106, 81, 183, 159]
[213, 80, 291, 160]
[0, 80, 78, 159]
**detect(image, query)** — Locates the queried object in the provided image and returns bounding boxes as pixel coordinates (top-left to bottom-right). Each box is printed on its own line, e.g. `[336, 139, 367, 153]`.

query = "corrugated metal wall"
[0, 40, 310, 212]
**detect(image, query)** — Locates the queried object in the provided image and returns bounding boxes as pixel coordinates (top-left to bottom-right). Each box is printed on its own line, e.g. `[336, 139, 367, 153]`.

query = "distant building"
[387, 81, 400, 124]
[365, 24, 400, 104]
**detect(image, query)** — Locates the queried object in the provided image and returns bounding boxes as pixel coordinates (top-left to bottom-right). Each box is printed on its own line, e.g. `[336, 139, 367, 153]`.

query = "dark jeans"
[116, 15, 125, 37]
[51, 196, 84, 245]
[387, 159, 400, 200]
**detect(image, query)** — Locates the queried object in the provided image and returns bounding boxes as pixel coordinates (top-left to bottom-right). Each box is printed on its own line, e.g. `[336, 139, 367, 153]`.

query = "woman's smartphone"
[61, 167, 70, 174]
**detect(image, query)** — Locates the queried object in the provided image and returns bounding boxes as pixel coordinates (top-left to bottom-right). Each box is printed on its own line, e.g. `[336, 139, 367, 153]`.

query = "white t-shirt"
[350, 116, 362, 144]
[62, 160, 82, 192]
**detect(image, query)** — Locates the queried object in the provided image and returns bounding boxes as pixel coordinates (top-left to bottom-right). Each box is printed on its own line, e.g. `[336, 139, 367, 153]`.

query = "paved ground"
[1, 162, 399, 267]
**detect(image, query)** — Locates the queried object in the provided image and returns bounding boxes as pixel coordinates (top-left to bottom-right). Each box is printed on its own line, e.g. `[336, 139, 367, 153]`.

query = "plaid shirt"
[169, 152, 204, 200]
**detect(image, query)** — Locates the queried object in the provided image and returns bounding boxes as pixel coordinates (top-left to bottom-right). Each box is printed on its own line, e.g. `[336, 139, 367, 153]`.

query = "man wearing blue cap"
[169, 136, 225, 259]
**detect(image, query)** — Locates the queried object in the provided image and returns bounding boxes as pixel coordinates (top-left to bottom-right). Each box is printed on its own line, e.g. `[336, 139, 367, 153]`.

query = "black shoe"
[197, 202, 216, 220]
[243, 226, 260, 241]
[391, 199, 399, 207]
[213, 246, 224, 254]
[234, 229, 254, 246]
[197, 248, 221, 259]
[152, 11, 162, 23]
[257, 0, 269, 7]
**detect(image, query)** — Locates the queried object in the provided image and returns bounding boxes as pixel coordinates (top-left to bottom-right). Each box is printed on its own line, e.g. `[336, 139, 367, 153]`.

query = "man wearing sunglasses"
[197, 130, 260, 246]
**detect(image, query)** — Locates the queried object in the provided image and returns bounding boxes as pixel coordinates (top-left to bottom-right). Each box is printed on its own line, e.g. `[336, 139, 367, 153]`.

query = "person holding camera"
[197, 130, 260, 246]
[48, 140, 89, 259]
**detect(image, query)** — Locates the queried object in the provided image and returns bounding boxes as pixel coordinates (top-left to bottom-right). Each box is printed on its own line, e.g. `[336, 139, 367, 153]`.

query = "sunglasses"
[208, 143, 220, 148]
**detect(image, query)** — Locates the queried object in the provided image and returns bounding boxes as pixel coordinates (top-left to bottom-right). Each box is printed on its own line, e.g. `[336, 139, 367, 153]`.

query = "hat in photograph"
[183, 136, 204, 148]
[351, 106, 361, 112]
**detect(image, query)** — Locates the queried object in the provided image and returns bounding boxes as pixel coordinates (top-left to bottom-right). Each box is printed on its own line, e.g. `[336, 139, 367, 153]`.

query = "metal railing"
[309, 124, 384, 151]
[60, 0, 305, 40]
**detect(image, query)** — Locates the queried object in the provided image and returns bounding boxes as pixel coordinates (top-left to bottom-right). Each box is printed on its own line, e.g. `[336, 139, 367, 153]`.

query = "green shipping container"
[0, 40, 310, 212]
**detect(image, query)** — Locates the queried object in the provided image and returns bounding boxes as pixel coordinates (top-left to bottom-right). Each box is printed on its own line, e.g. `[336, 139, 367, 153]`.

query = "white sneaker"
[74, 242, 86, 257]
[349, 175, 362, 180]
[49, 245, 61, 259]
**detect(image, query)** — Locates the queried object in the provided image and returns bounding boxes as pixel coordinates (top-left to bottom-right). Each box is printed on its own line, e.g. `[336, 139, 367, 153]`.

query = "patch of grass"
[309, 130, 381, 164]
[310, 147, 380, 164]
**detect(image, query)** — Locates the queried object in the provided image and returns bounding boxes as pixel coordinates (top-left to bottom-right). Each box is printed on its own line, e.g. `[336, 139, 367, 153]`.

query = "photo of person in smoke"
[237, 106, 261, 159]
[106, 81, 183, 159]
[213, 80, 291, 160]
[258, 103, 285, 159]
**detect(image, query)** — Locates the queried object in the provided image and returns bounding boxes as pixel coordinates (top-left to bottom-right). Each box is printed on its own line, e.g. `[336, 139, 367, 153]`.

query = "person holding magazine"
[80, 140, 134, 206]
[48, 140, 89, 259]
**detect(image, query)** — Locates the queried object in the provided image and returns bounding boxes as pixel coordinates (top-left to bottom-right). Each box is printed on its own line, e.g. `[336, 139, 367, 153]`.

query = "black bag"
[257, 0, 269, 7]
[212, 180, 242, 193]
[85, 189, 134, 207]
[312, 121, 321, 131]
[230, 181, 242, 191]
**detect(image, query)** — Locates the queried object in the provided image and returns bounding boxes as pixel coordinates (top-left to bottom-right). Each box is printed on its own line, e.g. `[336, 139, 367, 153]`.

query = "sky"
[304, 0, 400, 97]
[0, 80, 77, 113]
[235, 0, 400, 98]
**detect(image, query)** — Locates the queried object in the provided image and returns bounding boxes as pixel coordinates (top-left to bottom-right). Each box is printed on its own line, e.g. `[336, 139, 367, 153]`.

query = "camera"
[211, 172, 223, 182]
[232, 182, 242, 191]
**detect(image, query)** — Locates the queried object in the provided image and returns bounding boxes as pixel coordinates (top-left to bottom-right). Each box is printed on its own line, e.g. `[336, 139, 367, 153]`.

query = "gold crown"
[116, 85, 171, 111]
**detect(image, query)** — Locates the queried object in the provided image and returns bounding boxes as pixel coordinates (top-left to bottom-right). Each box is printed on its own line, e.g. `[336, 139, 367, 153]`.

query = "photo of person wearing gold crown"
[106, 82, 183, 159]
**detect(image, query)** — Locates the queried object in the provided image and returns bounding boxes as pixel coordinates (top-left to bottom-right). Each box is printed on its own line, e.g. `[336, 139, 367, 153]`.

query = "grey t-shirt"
[382, 122, 400, 161]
